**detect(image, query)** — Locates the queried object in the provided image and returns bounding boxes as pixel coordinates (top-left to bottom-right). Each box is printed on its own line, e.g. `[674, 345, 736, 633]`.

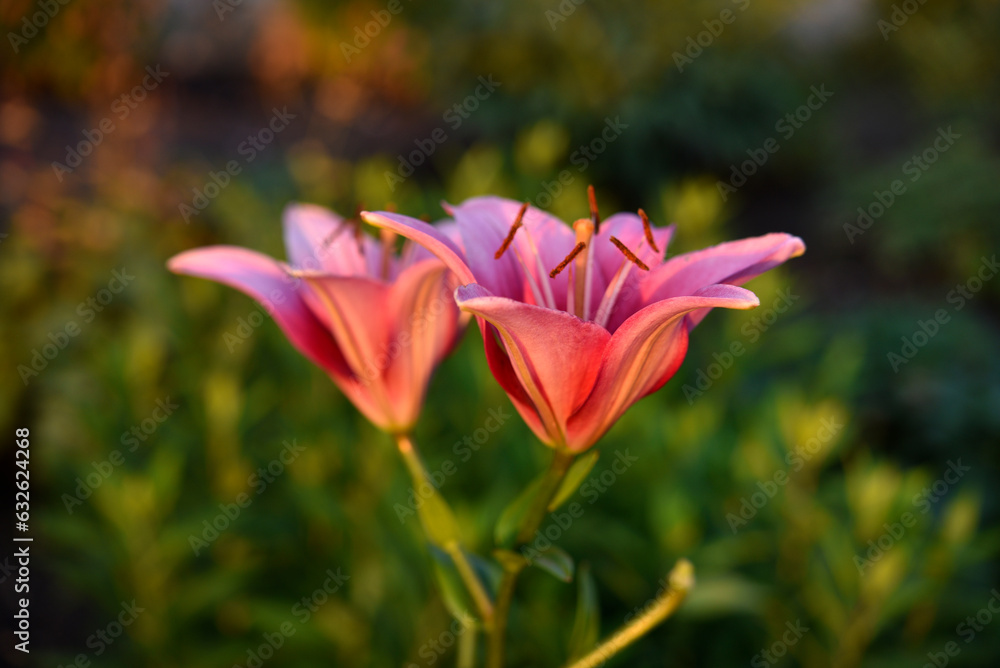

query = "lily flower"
[363, 190, 804, 451]
[168, 203, 462, 434]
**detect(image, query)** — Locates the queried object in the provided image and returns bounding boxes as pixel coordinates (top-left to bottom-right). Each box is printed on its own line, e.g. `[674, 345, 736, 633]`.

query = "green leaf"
[494, 477, 543, 547]
[429, 545, 475, 620]
[530, 545, 574, 582]
[567, 563, 599, 661]
[548, 451, 599, 511]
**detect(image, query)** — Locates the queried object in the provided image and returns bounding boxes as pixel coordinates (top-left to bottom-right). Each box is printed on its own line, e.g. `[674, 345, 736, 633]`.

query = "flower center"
[493, 186, 658, 322]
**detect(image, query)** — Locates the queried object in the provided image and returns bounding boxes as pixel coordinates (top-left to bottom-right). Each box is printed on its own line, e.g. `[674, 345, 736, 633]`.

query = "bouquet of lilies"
[169, 186, 804, 667]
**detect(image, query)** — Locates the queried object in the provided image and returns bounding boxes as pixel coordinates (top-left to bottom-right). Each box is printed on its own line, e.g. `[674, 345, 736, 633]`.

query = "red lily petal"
[456, 283, 610, 447]
[566, 284, 760, 451]
[382, 259, 462, 430]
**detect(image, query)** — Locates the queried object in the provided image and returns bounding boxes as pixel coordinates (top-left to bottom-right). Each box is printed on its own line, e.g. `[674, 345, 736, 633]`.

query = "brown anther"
[587, 184, 601, 233]
[494, 202, 529, 259]
[609, 236, 649, 271]
[385, 202, 397, 213]
[419, 214, 432, 222]
[550, 242, 586, 278]
[637, 209, 660, 253]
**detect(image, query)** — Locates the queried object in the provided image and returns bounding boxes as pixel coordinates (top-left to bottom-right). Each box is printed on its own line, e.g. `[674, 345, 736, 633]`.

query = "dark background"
[1, 0, 999, 666]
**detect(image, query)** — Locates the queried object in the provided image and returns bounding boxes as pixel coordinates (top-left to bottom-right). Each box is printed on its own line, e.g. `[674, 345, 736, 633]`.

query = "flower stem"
[563, 559, 695, 668]
[487, 447, 576, 668]
[394, 433, 495, 628]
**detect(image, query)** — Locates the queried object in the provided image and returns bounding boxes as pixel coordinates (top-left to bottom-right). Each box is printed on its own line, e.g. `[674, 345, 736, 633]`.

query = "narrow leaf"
[548, 451, 599, 511]
[530, 545, 574, 582]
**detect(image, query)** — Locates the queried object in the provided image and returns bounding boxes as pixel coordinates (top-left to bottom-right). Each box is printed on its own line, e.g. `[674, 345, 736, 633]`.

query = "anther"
[550, 242, 586, 278]
[495, 202, 529, 259]
[638, 208, 659, 253]
[588, 184, 601, 233]
[609, 236, 649, 271]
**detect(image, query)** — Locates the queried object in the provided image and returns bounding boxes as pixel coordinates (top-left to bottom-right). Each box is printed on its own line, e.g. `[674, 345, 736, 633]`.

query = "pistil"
[572, 218, 595, 319]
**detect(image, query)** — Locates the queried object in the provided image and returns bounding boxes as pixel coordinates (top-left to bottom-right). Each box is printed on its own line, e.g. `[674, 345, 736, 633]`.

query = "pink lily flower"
[168, 204, 463, 434]
[363, 191, 804, 452]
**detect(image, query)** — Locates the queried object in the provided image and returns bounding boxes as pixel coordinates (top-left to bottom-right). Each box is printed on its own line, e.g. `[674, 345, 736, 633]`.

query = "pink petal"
[448, 197, 577, 308]
[294, 274, 392, 380]
[456, 283, 610, 447]
[565, 284, 760, 451]
[167, 246, 350, 379]
[381, 259, 462, 430]
[644, 233, 805, 304]
[594, 214, 676, 332]
[362, 211, 475, 285]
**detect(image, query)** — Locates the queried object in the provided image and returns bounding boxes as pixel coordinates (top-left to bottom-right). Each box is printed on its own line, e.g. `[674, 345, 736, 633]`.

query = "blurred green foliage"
[2, 0, 999, 666]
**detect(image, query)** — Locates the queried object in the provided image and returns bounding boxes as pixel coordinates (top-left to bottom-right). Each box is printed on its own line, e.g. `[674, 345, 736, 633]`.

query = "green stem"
[457, 620, 477, 668]
[563, 559, 695, 668]
[487, 447, 576, 668]
[394, 433, 495, 628]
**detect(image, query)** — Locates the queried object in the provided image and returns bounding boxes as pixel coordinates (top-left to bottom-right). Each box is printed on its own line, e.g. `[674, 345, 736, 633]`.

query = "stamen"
[323, 203, 365, 249]
[609, 236, 650, 271]
[588, 184, 601, 233]
[419, 214, 432, 222]
[638, 208, 659, 253]
[573, 218, 595, 320]
[495, 202, 529, 259]
[549, 242, 586, 278]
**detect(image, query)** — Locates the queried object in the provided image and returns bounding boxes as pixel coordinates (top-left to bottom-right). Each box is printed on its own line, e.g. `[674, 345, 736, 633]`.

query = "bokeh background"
[2, 0, 999, 666]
